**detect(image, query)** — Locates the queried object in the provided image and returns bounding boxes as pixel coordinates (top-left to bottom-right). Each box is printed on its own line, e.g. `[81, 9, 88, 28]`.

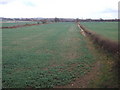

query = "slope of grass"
[85, 38, 118, 88]
[80, 22, 118, 41]
[3, 22, 96, 88]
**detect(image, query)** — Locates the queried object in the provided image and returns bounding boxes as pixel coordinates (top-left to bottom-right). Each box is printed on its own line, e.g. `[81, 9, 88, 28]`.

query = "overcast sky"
[0, 0, 119, 19]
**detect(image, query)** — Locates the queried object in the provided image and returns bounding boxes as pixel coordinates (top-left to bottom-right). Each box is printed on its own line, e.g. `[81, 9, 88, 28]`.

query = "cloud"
[0, 0, 119, 19]
[102, 8, 118, 13]
[0, 0, 16, 5]
[0, 1, 8, 4]
[23, 1, 36, 7]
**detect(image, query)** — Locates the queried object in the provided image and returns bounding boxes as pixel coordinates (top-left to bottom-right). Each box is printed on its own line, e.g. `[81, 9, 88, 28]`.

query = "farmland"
[80, 22, 118, 41]
[2, 22, 97, 88]
[2, 22, 118, 88]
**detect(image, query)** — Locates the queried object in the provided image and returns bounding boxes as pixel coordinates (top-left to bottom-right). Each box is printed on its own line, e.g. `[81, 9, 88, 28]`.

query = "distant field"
[2, 21, 39, 27]
[3, 22, 96, 88]
[80, 22, 118, 41]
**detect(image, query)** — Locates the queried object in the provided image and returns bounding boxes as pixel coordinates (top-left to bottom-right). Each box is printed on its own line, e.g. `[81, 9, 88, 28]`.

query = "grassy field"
[2, 22, 96, 88]
[80, 22, 118, 41]
[2, 21, 39, 27]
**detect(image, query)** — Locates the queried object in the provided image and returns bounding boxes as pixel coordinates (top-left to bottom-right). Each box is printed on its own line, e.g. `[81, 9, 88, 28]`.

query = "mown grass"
[80, 22, 118, 41]
[2, 22, 96, 88]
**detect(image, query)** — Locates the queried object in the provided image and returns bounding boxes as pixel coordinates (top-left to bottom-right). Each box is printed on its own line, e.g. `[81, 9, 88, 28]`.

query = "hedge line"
[78, 24, 119, 55]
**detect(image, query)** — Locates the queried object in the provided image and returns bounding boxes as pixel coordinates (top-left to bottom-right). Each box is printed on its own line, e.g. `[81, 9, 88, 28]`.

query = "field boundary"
[0, 23, 52, 29]
[77, 23, 119, 55]
[77, 24, 86, 37]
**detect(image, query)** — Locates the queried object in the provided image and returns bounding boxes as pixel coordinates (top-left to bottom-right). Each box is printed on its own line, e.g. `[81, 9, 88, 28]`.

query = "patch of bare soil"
[55, 61, 101, 88]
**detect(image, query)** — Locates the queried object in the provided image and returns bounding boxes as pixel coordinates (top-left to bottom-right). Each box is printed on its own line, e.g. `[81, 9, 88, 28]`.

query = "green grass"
[86, 39, 119, 88]
[3, 22, 96, 88]
[2, 21, 39, 27]
[80, 22, 118, 41]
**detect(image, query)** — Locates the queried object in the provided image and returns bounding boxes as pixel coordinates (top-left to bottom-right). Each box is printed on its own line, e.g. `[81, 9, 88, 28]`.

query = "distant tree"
[54, 17, 60, 22]
[100, 18, 103, 21]
[41, 19, 47, 24]
[76, 18, 80, 22]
